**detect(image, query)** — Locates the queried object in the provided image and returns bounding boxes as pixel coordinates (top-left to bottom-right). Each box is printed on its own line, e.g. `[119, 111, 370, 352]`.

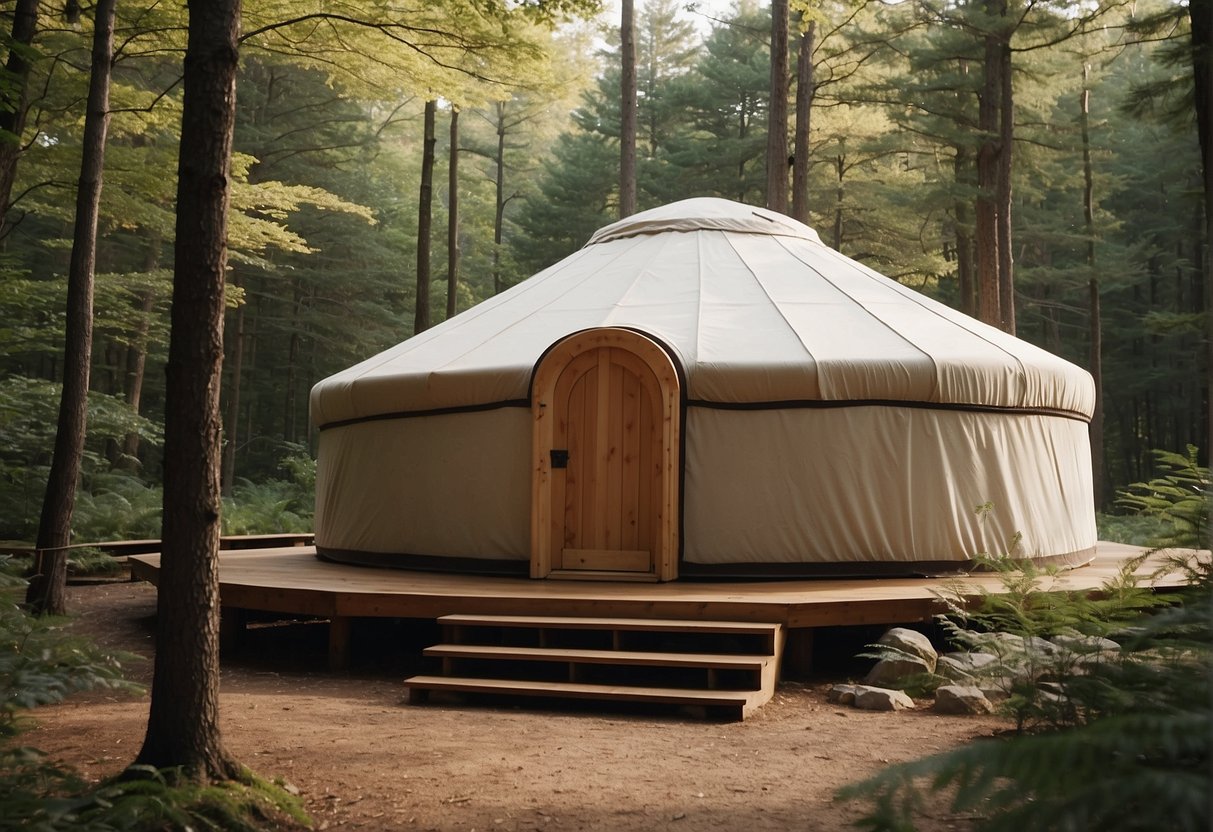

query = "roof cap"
[587, 197, 822, 246]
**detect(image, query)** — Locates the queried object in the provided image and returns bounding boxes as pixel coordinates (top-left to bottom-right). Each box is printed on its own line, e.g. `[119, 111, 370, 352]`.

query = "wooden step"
[424, 643, 769, 671]
[409, 615, 785, 720]
[438, 614, 779, 637]
[403, 675, 769, 719]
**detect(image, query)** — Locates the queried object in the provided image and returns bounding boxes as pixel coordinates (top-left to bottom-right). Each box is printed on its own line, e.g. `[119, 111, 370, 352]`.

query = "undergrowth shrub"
[0, 559, 309, 830]
[840, 452, 1212, 831]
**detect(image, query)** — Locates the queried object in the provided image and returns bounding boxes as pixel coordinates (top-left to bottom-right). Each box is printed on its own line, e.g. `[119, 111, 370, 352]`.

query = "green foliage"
[1116, 446, 1210, 551]
[69, 474, 164, 543]
[1096, 511, 1178, 546]
[0, 563, 140, 739]
[221, 446, 317, 535]
[0, 757, 311, 832]
[841, 561, 1212, 831]
[63, 547, 124, 578]
[840, 468, 1213, 831]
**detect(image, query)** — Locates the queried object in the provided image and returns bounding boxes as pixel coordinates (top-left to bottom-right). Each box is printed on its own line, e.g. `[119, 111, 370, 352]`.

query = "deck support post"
[328, 615, 352, 671]
[782, 628, 814, 680]
[219, 606, 245, 655]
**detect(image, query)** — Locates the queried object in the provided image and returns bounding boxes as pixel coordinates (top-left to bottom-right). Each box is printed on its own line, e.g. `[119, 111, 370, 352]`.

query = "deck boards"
[128, 542, 1198, 628]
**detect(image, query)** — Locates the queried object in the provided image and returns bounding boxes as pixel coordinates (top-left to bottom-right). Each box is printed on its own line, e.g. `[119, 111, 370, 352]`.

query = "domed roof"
[311, 198, 1095, 427]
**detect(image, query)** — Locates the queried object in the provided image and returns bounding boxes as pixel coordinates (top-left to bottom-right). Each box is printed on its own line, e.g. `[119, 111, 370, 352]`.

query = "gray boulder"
[854, 686, 915, 711]
[1051, 633, 1120, 654]
[864, 656, 932, 688]
[934, 685, 994, 715]
[879, 628, 938, 669]
[863, 627, 938, 687]
[827, 684, 860, 705]
[936, 652, 998, 681]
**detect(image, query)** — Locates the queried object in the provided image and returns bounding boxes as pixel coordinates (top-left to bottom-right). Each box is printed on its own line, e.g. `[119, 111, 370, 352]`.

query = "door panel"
[531, 329, 680, 581]
[555, 347, 660, 571]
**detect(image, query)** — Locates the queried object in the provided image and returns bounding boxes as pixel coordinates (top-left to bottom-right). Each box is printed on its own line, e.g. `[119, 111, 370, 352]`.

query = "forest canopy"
[0, 0, 1204, 543]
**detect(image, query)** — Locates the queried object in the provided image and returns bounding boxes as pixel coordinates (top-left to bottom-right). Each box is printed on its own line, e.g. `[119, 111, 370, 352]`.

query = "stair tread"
[424, 643, 770, 668]
[403, 675, 762, 707]
[438, 614, 780, 635]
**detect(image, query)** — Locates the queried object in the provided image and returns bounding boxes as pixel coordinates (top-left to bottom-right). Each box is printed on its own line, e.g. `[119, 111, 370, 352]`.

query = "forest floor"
[30, 580, 1007, 832]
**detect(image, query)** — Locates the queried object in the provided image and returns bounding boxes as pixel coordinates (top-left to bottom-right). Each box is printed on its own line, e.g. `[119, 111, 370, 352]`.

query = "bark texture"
[27, 0, 116, 615]
[975, 4, 1003, 328]
[1192, 0, 1213, 469]
[134, 0, 242, 783]
[415, 99, 436, 334]
[0, 0, 38, 235]
[766, 0, 789, 213]
[447, 107, 459, 320]
[791, 18, 815, 223]
[619, 0, 637, 218]
[1080, 70, 1104, 510]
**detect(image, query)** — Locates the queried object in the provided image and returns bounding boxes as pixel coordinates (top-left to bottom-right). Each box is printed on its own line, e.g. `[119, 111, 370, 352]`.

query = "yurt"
[309, 198, 1097, 580]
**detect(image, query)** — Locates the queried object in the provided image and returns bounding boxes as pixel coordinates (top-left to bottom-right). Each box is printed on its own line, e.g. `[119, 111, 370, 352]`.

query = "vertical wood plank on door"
[582, 364, 601, 551]
[605, 354, 625, 550]
[593, 350, 611, 549]
[563, 372, 588, 565]
[636, 381, 653, 556]
[620, 367, 641, 552]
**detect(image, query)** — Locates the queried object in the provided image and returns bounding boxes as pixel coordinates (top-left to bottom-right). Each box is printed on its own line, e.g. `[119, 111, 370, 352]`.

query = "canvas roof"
[310, 198, 1095, 426]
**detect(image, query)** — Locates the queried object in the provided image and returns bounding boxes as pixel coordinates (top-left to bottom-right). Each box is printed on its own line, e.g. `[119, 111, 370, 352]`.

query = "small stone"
[980, 683, 1011, 702]
[864, 656, 932, 688]
[878, 628, 938, 670]
[854, 686, 915, 711]
[827, 683, 859, 705]
[1024, 636, 1060, 657]
[934, 685, 994, 715]
[936, 652, 998, 681]
[1051, 633, 1120, 654]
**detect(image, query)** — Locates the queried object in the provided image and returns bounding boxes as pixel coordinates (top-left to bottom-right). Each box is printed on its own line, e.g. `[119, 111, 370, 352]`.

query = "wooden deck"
[128, 542, 1197, 672]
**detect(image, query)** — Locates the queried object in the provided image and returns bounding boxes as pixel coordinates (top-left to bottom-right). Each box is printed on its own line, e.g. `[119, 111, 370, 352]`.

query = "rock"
[982, 631, 1025, 656]
[1024, 636, 1060, 657]
[854, 686, 915, 711]
[934, 685, 994, 715]
[827, 684, 859, 705]
[936, 652, 998, 681]
[878, 628, 938, 670]
[1051, 633, 1120, 654]
[864, 656, 932, 688]
[980, 683, 1011, 702]
[863, 628, 938, 687]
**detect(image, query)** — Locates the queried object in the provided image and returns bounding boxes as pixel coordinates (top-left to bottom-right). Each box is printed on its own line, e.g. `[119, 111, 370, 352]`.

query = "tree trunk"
[766, 0, 789, 212]
[283, 281, 301, 445]
[791, 18, 815, 223]
[619, 0, 637, 218]
[1190, 0, 1213, 470]
[415, 99, 436, 334]
[446, 107, 459, 320]
[122, 233, 162, 465]
[832, 143, 845, 251]
[0, 0, 39, 236]
[134, 0, 242, 783]
[1080, 67, 1104, 511]
[492, 102, 506, 295]
[221, 274, 243, 496]
[490, 102, 504, 297]
[26, 0, 116, 615]
[995, 36, 1015, 335]
[954, 146, 976, 317]
[975, 5, 1002, 328]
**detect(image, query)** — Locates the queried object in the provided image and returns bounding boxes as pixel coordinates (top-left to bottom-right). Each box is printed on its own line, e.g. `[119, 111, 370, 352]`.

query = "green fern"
[841, 458, 1213, 831]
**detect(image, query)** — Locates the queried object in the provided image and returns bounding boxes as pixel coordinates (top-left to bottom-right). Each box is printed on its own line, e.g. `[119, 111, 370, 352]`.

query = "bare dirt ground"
[29, 580, 1006, 832]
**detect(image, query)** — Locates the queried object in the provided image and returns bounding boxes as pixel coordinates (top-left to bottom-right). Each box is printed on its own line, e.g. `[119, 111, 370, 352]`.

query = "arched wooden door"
[531, 329, 681, 581]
